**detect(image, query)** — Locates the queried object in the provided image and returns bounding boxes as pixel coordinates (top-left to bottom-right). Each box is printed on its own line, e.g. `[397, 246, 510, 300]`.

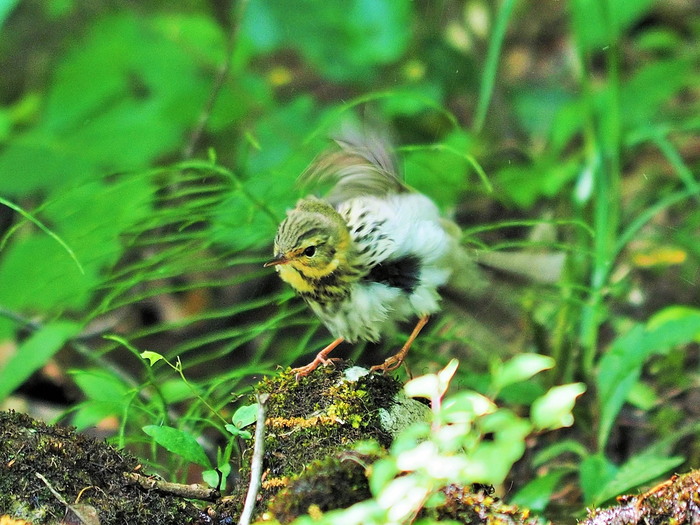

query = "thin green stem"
[473, 0, 517, 132]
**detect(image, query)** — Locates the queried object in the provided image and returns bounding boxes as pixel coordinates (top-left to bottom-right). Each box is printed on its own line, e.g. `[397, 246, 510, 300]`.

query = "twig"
[124, 472, 219, 502]
[182, 0, 250, 159]
[35, 472, 98, 525]
[238, 392, 269, 525]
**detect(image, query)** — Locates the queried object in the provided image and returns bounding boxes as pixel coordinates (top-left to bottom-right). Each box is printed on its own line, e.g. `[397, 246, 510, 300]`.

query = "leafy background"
[0, 0, 698, 521]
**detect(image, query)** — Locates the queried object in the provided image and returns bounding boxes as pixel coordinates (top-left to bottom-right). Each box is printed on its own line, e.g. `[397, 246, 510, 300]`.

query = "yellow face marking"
[277, 264, 314, 293]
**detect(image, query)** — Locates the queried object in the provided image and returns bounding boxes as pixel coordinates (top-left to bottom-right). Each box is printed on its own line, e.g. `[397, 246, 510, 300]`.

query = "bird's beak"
[264, 255, 289, 267]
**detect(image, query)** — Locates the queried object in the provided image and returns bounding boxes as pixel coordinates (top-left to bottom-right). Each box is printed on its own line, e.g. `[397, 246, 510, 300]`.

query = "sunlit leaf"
[531, 383, 586, 431]
[143, 425, 212, 468]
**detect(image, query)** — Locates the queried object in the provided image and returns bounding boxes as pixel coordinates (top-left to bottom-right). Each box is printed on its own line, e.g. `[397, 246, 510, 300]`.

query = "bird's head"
[265, 198, 352, 291]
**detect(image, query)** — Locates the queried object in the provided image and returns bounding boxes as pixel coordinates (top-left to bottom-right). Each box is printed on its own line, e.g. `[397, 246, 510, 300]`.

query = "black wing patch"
[366, 255, 421, 293]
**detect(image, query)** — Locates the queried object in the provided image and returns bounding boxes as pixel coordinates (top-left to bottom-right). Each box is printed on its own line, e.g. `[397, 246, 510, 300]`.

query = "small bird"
[265, 128, 461, 377]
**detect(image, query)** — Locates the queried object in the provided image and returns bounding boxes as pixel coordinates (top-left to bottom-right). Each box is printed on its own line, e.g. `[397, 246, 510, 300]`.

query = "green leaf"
[591, 453, 684, 506]
[141, 351, 165, 366]
[68, 369, 134, 430]
[0, 321, 82, 401]
[509, 469, 569, 512]
[142, 425, 212, 468]
[620, 58, 694, 131]
[579, 453, 618, 505]
[492, 353, 554, 392]
[71, 369, 132, 403]
[202, 469, 222, 489]
[368, 456, 399, 496]
[470, 410, 531, 484]
[570, 0, 656, 53]
[531, 383, 586, 431]
[225, 424, 252, 440]
[597, 307, 700, 449]
[232, 404, 258, 429]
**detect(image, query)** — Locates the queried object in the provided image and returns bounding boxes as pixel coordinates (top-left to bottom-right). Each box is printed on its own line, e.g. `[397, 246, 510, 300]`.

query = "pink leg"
[371, 315, 430, 373]
[291, 337, 345, 379]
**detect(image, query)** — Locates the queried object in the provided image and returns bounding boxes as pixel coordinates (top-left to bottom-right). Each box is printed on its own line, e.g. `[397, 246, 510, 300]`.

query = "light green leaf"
[142, 425, 212, 468]
[531, 383, 586, 431]
[202, 469, 222, 490]
[141, 351, 165, 366]
[232, 404, 258, 429]
[0, 321, 82, 401]
[493, 353, 554, 392]
[225, 424, 252, 440]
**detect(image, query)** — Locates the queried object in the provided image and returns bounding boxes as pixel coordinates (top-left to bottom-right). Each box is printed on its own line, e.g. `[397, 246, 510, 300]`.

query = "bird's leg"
[291, 337, 345, 379]
[371, 315, 430, 373]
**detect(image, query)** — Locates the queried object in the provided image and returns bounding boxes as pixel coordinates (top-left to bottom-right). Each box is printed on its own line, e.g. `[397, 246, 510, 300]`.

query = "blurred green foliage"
[0, 0, 698, 520]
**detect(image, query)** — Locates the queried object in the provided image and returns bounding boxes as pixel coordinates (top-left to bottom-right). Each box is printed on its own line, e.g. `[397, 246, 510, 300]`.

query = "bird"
[264, 127, 463, 377]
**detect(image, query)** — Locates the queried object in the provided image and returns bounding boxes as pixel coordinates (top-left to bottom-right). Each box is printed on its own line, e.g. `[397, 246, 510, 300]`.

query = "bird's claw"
[291, 357, 342, 379]
[370, 356, 403, 374]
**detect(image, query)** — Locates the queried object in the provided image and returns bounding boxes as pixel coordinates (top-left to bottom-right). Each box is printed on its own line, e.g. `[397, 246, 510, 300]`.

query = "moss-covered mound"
[0, 411, 205, 524]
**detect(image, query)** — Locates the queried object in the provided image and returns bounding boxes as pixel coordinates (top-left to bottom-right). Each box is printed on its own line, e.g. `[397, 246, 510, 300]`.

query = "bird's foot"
[291, 356, 342, 380]
[370, 355, 404, 374]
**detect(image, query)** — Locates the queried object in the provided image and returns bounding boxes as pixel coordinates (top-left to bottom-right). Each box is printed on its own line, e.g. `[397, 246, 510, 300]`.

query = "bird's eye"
[303, 246, 316, 257]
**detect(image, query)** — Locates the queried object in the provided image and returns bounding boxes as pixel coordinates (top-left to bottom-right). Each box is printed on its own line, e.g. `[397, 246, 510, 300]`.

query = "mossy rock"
[216, 365, 537, 524]
[0, 411, 205, 524]
[263, 451, 538, 524]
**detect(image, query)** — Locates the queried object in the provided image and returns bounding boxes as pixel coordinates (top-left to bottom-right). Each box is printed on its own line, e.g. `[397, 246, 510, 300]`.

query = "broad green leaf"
[159, 380, 194, 404]
[592, 453, 684, 506]
[368, 456, 399, 496]
[492, 353, 554, 392]
[531, 383, 586, 431]
[202, 469, 223, 490]
[70, 401, 125, 432]
[493, 156, 580, 209]
[470, 410, 531, 484]
[69, 369, 135, 429]
[597, 307, 700, 449]
[579, 453, 618, 505]
[0, 321, 82, 401]
[570, 0, 656, 53]
[142, 425, 212, 468]
[0, 12, 210, 195]
[232, 404, 258, 429]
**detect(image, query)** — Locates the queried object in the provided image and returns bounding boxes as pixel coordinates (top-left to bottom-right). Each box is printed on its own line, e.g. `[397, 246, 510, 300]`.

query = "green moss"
[266, 451, 378, 523]
[254, 364, 401, 482]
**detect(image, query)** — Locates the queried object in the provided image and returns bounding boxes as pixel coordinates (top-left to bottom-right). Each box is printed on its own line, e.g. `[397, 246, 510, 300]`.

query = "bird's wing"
[301, 127, 409, 205]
